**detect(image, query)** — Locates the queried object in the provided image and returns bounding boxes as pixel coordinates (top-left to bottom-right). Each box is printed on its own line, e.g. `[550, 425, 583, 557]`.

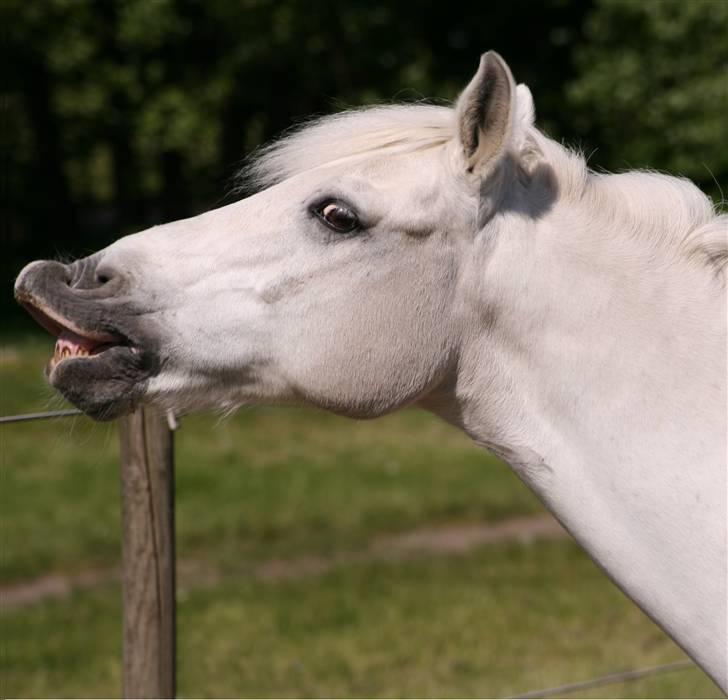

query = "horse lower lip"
[44, 341, 152, 422]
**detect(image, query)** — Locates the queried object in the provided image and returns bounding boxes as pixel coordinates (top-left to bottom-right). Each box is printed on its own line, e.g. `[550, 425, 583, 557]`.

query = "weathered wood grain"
[119, 408, 176, 699]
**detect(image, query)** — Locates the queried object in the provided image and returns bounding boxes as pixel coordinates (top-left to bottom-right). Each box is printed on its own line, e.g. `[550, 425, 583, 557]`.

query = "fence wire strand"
[512, 659, 695, 698]
[0, 409, 83, 424]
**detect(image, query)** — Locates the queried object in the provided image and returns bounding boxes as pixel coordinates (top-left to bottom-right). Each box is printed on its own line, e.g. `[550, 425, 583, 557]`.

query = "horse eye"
[316, 202, 359, 233]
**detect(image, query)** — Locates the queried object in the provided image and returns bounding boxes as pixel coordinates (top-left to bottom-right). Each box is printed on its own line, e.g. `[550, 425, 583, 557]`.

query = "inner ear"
[456, 51, 516, 173]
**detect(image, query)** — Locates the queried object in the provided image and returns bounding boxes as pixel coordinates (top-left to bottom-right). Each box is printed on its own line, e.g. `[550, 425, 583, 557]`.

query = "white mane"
[586, 169, 727, 275]
[242, 102, 727, 277]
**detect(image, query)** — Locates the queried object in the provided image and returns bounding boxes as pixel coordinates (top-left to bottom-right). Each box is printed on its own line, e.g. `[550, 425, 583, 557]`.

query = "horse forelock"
[237, 105, 455, 192]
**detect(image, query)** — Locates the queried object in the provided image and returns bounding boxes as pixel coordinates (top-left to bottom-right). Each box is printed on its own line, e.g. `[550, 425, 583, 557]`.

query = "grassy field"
[1, 334, 723, 698]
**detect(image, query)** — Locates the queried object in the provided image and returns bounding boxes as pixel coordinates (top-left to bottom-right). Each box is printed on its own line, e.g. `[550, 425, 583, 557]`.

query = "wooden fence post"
[118, 408, 176, 699]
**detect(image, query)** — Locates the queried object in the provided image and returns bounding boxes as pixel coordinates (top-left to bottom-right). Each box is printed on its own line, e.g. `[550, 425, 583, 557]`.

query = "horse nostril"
[65, 257, 119, 290]
[94, 265, 116, 286]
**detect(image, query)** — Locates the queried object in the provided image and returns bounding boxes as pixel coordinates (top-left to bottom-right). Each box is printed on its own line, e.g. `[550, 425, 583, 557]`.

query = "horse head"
[15, 52, 539, 422]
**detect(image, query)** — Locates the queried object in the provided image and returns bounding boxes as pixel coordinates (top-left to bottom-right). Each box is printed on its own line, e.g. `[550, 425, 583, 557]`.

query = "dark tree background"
[4, 0, 727, 320]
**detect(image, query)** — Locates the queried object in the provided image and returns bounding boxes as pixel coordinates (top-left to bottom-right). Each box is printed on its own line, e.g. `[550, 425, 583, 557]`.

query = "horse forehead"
[297, 149, 450, 210]
[362, 149, 444, 187]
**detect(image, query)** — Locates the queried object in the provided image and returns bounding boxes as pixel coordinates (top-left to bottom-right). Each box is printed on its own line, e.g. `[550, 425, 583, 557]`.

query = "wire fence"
[512, 659, 695, 698]
[0, 408, 83, 424]
[2, 408, 701, 698]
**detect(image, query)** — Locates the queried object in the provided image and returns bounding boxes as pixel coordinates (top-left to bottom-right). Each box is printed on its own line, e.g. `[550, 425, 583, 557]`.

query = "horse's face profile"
[15, 54, 517, 421]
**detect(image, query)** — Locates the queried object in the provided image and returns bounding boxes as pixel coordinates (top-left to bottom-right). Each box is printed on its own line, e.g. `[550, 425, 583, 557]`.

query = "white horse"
[15, 52, 727, 690]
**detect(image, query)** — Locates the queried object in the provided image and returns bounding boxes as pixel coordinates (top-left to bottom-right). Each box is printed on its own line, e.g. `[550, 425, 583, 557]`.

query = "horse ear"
[455, 51, 516, 173]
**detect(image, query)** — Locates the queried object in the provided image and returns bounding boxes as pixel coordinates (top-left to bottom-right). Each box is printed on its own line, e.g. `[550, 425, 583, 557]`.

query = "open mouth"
[52, 330, 123, 366]
[15, 266, 158, 421]
[18, 294, 137, 377]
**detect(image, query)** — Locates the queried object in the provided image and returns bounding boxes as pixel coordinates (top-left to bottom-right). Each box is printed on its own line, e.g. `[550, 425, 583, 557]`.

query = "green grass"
[1, 335, 540, 582]
[1, 334, 724, 698]
[2, 540, 721, 698]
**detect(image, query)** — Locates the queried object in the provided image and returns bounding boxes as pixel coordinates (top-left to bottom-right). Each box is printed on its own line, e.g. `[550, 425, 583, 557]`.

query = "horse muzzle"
[14, 258, 161, 421]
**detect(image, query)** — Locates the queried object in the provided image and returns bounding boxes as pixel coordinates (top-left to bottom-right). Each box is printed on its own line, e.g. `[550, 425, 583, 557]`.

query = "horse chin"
[47, 347, 150, 421]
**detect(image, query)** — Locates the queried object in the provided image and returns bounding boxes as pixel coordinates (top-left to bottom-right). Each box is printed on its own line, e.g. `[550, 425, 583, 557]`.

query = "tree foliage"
[4, 0, 726, 306]
[567, 0, 728, 187]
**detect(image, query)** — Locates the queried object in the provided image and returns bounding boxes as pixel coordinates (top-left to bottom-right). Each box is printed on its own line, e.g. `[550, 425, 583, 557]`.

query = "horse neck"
[439, 201, 727, 686]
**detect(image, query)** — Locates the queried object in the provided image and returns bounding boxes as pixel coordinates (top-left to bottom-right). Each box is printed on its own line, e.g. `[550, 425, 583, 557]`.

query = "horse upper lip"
[16, 289, 124, 345]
